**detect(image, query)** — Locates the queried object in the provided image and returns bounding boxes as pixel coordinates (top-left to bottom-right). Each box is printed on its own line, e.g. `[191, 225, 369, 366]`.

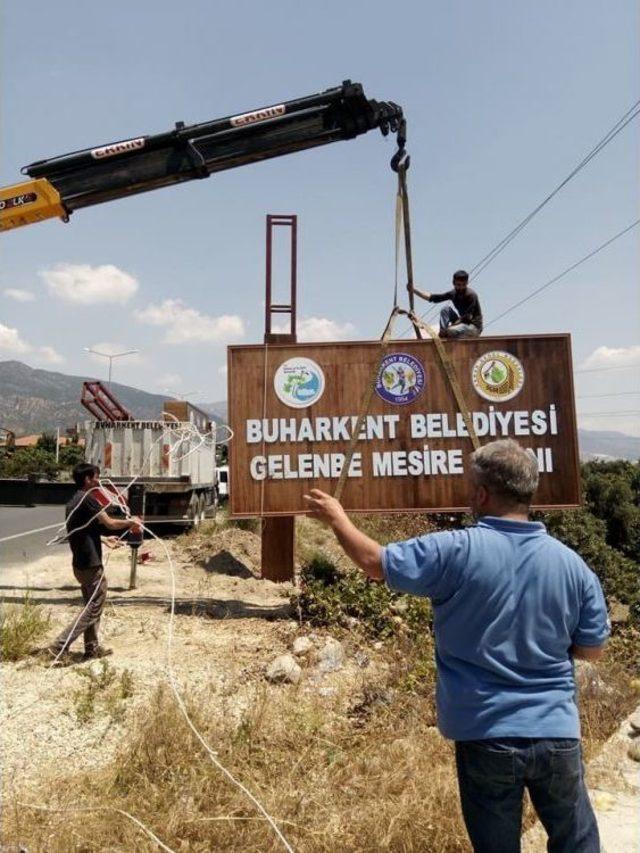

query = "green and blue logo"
[274, 357, 325, 409]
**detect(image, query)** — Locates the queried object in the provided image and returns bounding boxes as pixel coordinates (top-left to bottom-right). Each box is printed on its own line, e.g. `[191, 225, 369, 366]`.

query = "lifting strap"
[333, 166, 480, 503]
[395, 163, 480, 452]
[333, 307, 400, 501]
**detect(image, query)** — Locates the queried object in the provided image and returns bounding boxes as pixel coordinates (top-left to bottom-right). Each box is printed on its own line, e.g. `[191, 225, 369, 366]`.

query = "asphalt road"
[0, 505, 67, 568]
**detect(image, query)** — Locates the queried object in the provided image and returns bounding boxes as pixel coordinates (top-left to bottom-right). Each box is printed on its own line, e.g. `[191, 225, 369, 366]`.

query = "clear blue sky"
[2, 0, 638, 434]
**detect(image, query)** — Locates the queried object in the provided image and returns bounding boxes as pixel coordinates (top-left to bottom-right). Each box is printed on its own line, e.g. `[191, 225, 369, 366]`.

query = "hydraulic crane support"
[1, 81, 405, 232]
[81, 381, 133, 422]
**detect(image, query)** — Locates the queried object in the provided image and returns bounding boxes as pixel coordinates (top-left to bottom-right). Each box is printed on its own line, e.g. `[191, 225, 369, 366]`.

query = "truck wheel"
[205, 491, 218, 519]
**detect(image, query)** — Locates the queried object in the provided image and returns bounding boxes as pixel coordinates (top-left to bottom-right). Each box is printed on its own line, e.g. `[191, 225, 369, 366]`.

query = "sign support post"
[261, 214, 297, 582]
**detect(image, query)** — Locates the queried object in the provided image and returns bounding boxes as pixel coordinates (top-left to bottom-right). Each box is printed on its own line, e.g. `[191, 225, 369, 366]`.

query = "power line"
[484, 219, 640, 329]
[577, 392, 639, 399]
[394, 99, 640, 341]
[575, 364, 639, 374]
[578, 411, 640, 417]
[469, 99, 640, 279]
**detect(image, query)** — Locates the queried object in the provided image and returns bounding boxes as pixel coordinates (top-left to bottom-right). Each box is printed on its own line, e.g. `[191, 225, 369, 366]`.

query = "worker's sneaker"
[83, 646, 113, 661]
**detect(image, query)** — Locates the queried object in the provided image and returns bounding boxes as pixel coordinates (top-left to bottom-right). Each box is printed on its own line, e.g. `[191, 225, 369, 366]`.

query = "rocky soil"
[0, 522, 379, 798]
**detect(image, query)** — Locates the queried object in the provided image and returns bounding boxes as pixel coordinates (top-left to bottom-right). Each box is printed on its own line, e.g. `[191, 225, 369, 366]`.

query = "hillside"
[1, 361, 638, 460]
[0, 360, 194, 434]
[578, 429, 640, 462]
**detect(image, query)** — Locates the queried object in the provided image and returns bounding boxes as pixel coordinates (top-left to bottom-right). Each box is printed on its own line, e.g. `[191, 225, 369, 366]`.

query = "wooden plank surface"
[228, 334, 580, 515]
[261, 516, 295, 581]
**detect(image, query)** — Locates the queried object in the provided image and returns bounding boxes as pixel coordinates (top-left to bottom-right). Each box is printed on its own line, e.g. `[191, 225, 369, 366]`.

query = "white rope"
[139, 519, 295, 853]
[4, 418, 296, 852]
[0, 523, 62, 543]
[17, 801, 176, 852]
[216, 424, 234, 445]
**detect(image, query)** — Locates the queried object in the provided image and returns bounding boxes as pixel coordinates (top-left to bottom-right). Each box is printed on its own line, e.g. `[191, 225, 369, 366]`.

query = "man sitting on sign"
[414, 269, 483, 338]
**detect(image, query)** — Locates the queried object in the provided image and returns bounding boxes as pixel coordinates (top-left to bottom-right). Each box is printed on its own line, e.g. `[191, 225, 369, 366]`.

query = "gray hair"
[470, 439, 539, 505]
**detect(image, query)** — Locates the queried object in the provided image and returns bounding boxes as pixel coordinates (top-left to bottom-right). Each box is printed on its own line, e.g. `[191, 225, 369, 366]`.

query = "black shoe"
[83, 646, 113, 661]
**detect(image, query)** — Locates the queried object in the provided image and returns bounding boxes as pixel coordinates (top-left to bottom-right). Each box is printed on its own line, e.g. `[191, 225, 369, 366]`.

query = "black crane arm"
[1, 80, 405, 231]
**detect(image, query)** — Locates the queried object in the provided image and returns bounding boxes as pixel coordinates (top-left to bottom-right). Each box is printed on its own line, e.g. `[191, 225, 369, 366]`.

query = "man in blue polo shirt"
[304, 439, 609, 853]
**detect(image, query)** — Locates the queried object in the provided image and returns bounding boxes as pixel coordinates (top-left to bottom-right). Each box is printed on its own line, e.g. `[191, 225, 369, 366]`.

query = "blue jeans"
[455, 738, 600, 853]
[440, 305, 480, 338]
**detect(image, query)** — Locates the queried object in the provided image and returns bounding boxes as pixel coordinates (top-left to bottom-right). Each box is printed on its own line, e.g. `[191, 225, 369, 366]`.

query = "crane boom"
[1, 80, 405, 232]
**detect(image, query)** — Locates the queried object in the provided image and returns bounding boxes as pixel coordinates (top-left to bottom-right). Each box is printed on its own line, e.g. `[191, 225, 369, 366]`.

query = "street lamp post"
[84, 347, 139, 388]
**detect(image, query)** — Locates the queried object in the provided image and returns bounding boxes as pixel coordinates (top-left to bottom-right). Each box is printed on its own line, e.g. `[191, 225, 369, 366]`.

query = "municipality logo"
[472, 351, 525, 402]
[274, 357, 325, 409]
[375, 353, 425, 405]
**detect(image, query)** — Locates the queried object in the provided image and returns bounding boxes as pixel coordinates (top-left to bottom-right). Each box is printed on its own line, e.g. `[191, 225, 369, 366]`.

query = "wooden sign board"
[228, 334, 580, 516]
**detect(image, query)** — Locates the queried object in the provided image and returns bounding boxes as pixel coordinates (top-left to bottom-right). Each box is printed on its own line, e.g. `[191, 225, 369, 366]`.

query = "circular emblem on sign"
[375, 353, 425, 405]
[471, 351, 525, 402]
[274, 357, 325, 408]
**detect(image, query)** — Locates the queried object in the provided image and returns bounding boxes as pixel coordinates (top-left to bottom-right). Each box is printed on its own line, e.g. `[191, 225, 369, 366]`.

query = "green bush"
[582, 460, 640, 562]
[0, 436, 86, 479]
[59, 442, 85, 468]
[541, 508, 639, 621]
[0, 447, 60, 479]
[297, 552, 432, 639]
[0, 593, 51, 661]
[73, 660, 135, 723]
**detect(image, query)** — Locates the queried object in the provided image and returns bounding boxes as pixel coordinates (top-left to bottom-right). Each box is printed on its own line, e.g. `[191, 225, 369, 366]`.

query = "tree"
[582, 460, 640, 562]
[59, 442, 85, 468]
[36, 432, 57, 454]
[0, 447, 60, 479]
[542, 507, 639, 619]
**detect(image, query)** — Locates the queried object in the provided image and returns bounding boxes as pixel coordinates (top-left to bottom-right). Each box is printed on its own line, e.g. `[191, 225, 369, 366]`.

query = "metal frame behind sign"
[265, 214, 297, 343]
[261, 214, 298, 582]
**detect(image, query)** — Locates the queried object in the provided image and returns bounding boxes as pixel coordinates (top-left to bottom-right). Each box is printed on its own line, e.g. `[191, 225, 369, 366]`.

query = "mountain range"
[0, 360, 223, 435]
[0, 360, 638, 460]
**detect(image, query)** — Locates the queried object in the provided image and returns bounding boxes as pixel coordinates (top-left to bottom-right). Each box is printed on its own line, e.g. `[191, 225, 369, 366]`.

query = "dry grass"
[4, 628, 638, 853]
[4, 681, 468, 852]
[580, 626, 640, 761]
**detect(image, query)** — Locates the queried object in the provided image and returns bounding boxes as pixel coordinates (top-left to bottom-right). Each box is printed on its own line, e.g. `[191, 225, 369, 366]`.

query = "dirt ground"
[0, 531, 297, 790]
[1, 521, 638, 851]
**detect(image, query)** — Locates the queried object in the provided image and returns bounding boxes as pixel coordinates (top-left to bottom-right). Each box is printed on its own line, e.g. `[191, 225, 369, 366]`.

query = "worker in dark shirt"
[49, 462, 140, 662]
[414, 269, 483, 338]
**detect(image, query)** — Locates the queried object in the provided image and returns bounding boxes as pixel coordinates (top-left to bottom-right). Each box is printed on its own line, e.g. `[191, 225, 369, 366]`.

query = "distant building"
[0, 433, 85, 449]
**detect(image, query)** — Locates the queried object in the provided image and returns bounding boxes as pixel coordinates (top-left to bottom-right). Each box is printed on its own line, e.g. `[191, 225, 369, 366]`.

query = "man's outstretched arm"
[303, 489, 384, 580]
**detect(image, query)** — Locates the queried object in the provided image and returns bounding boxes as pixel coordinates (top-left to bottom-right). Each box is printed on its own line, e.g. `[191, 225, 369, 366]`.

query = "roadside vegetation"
[72, 660, 135, 724]
[0, 432, 84, 480]
[0, 593, 51, 662]
[2, 461, 638, 851]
